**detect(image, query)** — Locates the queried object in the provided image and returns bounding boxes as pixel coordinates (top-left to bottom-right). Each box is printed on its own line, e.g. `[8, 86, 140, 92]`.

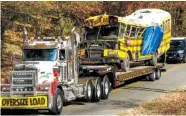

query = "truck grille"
[11, 71, 36, 95]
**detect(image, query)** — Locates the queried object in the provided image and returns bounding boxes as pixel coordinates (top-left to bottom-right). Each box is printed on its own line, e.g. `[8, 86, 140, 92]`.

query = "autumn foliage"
[1, 1, 186, 80]
[1, 1, 186, 37]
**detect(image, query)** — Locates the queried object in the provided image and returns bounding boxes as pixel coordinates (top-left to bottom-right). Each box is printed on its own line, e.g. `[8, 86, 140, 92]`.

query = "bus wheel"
[149, 71, 156, 81]
[85, 80, 93, 102]
[93, 77, 102, 102]
[101, 75, 110, 99]
[155, 69, 161, 80]
[121, 53, 130, 72]
[150, 53, 158, 66]
[49, 88, 63, 115]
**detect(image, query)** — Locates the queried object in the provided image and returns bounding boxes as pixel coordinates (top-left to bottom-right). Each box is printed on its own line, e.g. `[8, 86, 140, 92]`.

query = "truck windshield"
[85, 25, 119, 40]
[23, 48, 57, 61]
[170, 40, 184, 48]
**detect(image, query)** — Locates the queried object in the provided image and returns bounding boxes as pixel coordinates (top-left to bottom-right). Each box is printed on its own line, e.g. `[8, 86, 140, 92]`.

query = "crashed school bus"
[79, 9, 171, 71]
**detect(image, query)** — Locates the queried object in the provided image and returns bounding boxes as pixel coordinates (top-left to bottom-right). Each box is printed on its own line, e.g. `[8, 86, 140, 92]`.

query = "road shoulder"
[119, 87, 186, 115]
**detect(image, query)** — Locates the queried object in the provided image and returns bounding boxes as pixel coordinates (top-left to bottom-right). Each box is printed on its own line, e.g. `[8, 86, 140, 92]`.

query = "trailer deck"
[79, 63, 164, 87]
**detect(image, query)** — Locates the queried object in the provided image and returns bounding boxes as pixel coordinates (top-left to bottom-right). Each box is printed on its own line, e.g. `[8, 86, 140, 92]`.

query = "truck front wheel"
[49, 88, 63, 115]
[85, 80, 93, 102]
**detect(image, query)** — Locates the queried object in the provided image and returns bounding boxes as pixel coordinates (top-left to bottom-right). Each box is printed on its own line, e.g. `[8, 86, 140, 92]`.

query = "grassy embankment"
[120, 88, 186, 115]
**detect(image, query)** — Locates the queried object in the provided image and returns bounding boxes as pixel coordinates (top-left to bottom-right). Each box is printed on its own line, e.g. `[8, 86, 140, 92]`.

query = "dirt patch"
[120, 88, 186, 115]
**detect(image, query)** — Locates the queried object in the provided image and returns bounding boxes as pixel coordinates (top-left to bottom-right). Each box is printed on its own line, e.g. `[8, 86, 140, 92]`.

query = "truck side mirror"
[59, 50, 65, 60]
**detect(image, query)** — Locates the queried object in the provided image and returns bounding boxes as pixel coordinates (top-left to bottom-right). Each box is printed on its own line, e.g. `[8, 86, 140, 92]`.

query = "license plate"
[0, 96, 48, 108]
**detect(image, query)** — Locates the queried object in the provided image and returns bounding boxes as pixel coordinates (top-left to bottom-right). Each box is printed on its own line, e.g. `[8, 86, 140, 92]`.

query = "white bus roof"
[171, 37, 186, 41]
[124, 9, 171, 26]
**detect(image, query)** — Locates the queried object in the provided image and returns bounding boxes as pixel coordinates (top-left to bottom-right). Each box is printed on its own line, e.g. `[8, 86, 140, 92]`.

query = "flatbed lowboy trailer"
[79, 63, 164, 88]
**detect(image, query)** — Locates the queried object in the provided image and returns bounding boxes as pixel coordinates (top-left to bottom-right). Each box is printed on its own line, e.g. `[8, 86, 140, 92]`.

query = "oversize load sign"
[0, 96, 48, 108]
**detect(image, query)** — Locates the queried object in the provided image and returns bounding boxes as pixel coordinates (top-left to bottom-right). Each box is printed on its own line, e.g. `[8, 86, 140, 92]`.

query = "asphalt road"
[62, 62, 186, 115]
[2, 62, 186, 115]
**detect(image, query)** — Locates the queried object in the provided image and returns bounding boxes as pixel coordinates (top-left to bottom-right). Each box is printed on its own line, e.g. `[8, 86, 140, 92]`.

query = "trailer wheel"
[85, 80, 93, 102]
[93, 77, 102, 102]
[149, 71, 156, 81]
[121, 53, 130, 72]
[155, 69, 161, 80]
[102, 75, 110, 99]
[49, 88, 63, 115]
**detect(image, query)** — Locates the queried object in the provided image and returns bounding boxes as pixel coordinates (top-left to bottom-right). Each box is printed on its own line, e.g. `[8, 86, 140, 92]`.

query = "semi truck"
[0, 28, 110, 114]
[0, 28, 165, 115]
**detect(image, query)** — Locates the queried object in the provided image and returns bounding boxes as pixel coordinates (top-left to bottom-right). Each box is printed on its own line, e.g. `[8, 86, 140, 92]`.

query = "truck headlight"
[178, 50, 184, 54]
[40, 86, 49, 91]
[2, 86, 7, 91]
[36, 83, 50, 91]
[1, 86, 10, 91]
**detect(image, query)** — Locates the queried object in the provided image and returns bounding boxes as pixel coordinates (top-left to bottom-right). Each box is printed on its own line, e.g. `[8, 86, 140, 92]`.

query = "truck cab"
[17, 37, 73, 84]
[0, 37, 75, 114]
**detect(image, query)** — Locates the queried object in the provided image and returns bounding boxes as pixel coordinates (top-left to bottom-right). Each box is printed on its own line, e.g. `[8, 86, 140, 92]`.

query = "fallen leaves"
[120, 88, 186, 115]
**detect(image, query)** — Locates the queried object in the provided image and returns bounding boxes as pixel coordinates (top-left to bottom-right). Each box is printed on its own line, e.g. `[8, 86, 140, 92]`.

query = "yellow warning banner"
[0, 96, 48, 108]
